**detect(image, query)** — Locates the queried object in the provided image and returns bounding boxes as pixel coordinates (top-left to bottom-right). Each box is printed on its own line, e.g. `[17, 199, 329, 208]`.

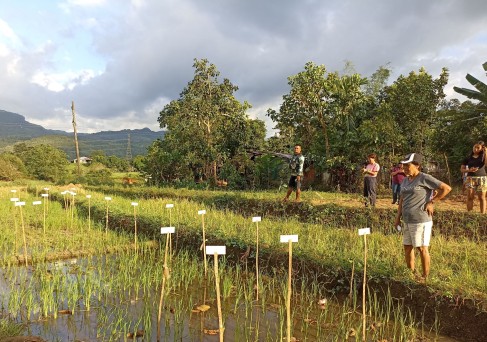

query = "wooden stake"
[286, 239, 292, 342]
[358, 227, 371, 342]
[214, 252, 224, 342]
[199, 210, 207, 276]
[157, 230, 171, 342]
[16, 202, 28, 267]
[280, 234, 298, 342]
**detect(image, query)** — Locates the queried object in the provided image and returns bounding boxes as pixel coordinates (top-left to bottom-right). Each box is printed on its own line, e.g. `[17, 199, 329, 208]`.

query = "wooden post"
[358, 227, 371, 342]
[253, 217, 262, 301]
[198, 210, 207, 276]
[280, 235, 298, 342]
[86, 195, 91, 231]
[16, 201, 28, 267]
[132, 202, 138, 254]
[71, 101, 81, 177]
[206, 246, 226, 342]
[157, 227, 174, 342]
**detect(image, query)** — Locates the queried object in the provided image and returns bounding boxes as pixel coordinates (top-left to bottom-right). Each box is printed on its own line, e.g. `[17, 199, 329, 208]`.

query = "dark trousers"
[363, 177, 377, 206]
[392, 183, 401, 204]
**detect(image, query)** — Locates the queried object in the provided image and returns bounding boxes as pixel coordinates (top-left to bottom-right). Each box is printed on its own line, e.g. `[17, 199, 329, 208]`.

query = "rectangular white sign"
[10, 189, 17, 193]
[160, 227, 175, 234]
[205, 246, 226, 255]
[105, 197, 112, 201]
[15, 201, 26, 206]
[252, 216, 262, 222]
[41, 194, 48, 197]
[33, 201, 42, 205]
[86, 195, 91, 199]
[131, 202, 138, 206]
[198, 210, 206, 215]
[280, 235, 298, 243]
[10, 198, 19, 202]
[358, 228, 371, 236]
[165, 203, 174, 208]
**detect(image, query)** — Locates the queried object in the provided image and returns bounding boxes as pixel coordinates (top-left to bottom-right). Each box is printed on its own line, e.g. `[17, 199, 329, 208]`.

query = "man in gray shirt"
[394, 153, 451, 282]
[283, 145, 305, 202]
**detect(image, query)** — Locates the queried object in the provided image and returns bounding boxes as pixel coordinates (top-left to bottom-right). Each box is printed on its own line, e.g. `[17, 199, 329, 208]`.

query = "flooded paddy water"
[0, 250, 461, 342]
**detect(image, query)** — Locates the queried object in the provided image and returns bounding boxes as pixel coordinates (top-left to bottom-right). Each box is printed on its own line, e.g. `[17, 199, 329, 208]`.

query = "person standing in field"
[283, 145, 305, 202]
[390, 162, 405, 204]
[460, 141, 487, 213]
[394, 153, 451, 282]
[362, 153, 380, 207]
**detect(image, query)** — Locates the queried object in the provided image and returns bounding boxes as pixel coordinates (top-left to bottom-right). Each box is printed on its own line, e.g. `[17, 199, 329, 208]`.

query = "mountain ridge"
[0, 109, 164, 158]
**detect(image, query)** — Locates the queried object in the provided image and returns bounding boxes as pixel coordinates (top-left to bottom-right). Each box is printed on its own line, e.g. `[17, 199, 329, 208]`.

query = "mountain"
[0, 110, 165, 158]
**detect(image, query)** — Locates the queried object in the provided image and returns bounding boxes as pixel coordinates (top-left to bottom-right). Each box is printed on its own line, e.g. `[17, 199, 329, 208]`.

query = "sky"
[1, 0, 486, 136]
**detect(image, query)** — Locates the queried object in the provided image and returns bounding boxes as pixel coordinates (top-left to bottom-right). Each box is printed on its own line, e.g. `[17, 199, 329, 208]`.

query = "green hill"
[0, 110, 164, 158]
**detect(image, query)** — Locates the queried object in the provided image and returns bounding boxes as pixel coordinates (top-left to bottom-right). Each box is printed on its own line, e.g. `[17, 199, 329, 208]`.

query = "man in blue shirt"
[283, 145, 305, 202]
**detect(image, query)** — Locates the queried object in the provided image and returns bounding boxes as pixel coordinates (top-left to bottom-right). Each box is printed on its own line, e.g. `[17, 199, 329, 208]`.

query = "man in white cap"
[394, 153, 451, 282]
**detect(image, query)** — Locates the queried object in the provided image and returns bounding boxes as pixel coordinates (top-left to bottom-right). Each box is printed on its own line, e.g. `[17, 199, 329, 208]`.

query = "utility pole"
[71, 101, 81, 176]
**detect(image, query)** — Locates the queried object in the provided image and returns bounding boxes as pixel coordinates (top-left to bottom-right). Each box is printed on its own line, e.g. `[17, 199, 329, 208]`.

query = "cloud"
[0, 0, 487, 136]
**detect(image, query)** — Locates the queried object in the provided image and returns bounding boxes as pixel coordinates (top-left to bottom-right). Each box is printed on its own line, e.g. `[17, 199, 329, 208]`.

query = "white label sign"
[358, 228, 371, 236]
[252, 216, 262, 222]
[160, 227, 175, 234]
[33, 201, 42, 205]
[206, 246, 226, 255]
[280, 235, 298, 243]
[10, 190, 17, 193]
[105, 197, 112, 201]
[86, 195, 91, 199]
[198, 210, 206, 215]
[15, 201, 25, 206]
[41, 194, 48, 197]
[165, 203, 174, 208]
[10, 198, 19, 202]
[131, 202, 138, 206]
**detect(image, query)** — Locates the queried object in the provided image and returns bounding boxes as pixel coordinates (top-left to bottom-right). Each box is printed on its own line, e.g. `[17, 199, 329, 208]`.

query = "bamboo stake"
[15, 202, 28, 267]
[252, 216, 262, 301]
[358, 227, 371, 342]
[86, 195, 91, 231]
[157, 228, 172, 342]
[280, 234, 298, 342]
[214, 252, 224, 342]
[286, 239, 292, 342]
[198, 210, 207, 276]
[132, 202, 138, 254]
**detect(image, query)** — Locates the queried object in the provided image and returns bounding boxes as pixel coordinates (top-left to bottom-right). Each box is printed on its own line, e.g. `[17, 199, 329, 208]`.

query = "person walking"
[362, 153, 380, 207]
[460, 141, 487, 213]
[390, 163, 405, 204]
[394, 153, 451, 282]
[283, 145, 305, 202]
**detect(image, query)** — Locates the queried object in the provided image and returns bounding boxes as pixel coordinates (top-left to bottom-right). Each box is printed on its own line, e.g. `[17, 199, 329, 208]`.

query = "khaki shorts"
[465, 176, 487, 192]
[403, 222, 432, 247]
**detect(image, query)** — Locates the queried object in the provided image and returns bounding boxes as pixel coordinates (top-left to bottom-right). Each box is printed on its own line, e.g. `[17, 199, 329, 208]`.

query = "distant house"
[72, 156, 92, 164]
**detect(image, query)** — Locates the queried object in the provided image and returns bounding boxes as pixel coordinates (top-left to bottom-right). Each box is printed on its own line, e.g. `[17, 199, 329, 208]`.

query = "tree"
[157, 58, 257, 183]
[267, 61, 368, 163]
[380, 67, 449, 154]
[15, 144, 69, 182]
[453, 61, 487, 110]
[0, 153, 26, 181]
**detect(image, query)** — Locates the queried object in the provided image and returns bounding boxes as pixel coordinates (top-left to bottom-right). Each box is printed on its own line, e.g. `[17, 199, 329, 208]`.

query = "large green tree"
[380, 67, 449, 154]
[14, 143, 69, 182]
[267, 62, 368, 164]
[157, 58, 263, 183]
